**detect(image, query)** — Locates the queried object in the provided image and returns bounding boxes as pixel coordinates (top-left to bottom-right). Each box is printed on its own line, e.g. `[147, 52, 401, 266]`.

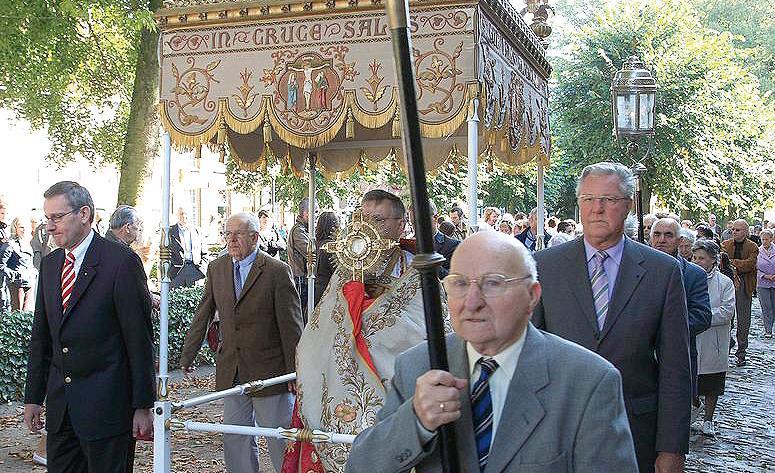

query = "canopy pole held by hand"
[384, 0, 460, 471]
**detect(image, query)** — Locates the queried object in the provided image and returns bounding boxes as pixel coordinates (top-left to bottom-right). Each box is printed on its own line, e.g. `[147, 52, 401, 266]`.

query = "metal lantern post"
[611, 55, 657, 243]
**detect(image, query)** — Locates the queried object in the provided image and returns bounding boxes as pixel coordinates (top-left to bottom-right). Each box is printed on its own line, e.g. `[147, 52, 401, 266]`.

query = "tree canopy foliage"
[698, 0, 775, 93]
[0, 1, 154, 165]
[548, 0, 775, 220]
[0, 0, 158, 205]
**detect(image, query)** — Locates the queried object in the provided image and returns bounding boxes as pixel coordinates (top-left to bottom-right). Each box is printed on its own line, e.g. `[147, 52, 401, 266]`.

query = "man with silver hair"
[106, 205, 143, 247]
[181, 212, 303, 473]
[651, 218, 711, 422]
[533, 162, 691, 473]
[678, 227, 696, 261]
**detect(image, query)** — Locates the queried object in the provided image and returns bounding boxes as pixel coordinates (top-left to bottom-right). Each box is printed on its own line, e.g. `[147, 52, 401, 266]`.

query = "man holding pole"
[347, 232, 638, 472]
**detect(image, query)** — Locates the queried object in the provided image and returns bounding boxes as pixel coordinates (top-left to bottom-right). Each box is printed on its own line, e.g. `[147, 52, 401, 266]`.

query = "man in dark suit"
[104, 205, 142, 248]
[414, 201, 460, 279]
[515, 207, 551, 252]
[532, 162, 690, 473]
[169, 206, 206, 288]
[181, 212, 303, 472]
[650, 218, 711, 404]
[23, 181, 155, 473]
[347, 231, 638, 473]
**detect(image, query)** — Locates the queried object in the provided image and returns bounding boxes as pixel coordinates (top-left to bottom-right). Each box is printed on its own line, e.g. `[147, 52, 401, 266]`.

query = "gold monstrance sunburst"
[321, 209, 398, 282]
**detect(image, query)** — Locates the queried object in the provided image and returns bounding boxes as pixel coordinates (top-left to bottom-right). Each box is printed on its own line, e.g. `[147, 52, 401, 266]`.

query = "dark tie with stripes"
[472, 357, 499, 471]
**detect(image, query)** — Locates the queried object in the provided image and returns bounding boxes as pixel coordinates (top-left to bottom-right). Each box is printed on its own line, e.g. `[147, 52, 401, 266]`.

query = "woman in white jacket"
[692, 239, 736, 437]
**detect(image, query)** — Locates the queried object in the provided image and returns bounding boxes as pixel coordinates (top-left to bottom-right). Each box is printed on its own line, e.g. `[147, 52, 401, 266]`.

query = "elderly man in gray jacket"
[346, 231, 637, 473]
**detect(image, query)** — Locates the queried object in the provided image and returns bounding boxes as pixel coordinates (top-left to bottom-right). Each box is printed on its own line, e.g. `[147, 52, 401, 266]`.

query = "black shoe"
[736, 358, 747, 367]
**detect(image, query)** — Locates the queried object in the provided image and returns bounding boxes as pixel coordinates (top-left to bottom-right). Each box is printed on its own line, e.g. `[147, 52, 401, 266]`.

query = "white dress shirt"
[179, 224, 193, 260]
[465, 330, 526, 437]
[68, 229, 95, 278]
[416, 328, 527, 440]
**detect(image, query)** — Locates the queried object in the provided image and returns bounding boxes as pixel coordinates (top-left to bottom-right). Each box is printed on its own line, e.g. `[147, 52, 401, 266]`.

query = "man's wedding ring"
[439, 403, 446, 412]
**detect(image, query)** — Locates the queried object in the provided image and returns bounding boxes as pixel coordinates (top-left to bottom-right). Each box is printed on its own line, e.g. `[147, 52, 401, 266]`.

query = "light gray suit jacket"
[345, 325, 638, 473]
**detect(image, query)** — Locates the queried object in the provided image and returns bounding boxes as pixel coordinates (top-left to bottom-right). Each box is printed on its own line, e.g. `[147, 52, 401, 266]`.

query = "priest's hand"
[412, 370, 468, 432]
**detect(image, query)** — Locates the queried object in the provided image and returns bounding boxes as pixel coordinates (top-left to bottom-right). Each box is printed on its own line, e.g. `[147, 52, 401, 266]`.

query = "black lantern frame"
[611, 54, 657, 243]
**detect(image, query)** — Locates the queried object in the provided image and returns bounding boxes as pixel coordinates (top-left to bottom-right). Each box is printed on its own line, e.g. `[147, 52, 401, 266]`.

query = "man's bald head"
[731, 219, 749, 242]
[446, 228, 540, 355]
[451, 231, 536, 283]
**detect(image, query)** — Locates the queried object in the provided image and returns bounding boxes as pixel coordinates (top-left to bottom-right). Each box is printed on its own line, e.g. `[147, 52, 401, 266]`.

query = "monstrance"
[321, 209, 398, 282]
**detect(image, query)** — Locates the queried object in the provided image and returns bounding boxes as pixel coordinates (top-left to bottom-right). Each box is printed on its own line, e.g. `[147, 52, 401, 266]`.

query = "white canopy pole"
[306, 152, 317, 319]
[467, 99, 479, 234]
[170, 420, 357, 445]
[536, 160, 546, 250]
[154, 132, 173, 473]
[173, 373, 297, 410]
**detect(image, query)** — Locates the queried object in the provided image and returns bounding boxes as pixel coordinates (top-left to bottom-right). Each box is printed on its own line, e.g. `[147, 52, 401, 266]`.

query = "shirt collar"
[584, 234, 625, 265]
[69, 229, 94, 259]
[233, 246, 259, 268]
[465, 327, 527, 381]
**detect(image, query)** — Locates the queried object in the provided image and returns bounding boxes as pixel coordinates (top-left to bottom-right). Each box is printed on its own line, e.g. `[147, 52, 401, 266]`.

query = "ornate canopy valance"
[156, 0, 551, 175]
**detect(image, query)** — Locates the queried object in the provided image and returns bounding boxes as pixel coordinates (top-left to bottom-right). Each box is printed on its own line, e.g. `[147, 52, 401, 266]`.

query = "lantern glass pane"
[616, 93, 637, 131]
[639, 92, 655, 130]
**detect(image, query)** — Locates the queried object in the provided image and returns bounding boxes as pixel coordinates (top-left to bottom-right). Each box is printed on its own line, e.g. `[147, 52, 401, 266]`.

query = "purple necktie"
[591, 251, 609, 330]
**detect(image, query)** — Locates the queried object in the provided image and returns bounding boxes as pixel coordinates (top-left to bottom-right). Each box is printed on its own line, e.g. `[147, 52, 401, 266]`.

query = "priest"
[283, 189, 447, 473]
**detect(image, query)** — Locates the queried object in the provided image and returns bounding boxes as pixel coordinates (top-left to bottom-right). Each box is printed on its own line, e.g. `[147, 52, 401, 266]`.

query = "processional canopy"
[156, 0, 553, 176]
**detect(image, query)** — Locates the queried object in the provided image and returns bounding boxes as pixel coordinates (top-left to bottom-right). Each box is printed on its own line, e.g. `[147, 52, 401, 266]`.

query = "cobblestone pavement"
[1, 301, 773, 472]
[686, 297, 775, 472]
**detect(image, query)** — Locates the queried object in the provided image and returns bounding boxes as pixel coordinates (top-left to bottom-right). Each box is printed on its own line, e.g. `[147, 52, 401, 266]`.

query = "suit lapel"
[447, 335, 479, 473]
[485, 325, 548, 473]
[62, 236, 100, 321]
[50, 250, 66, 322]
[236, 252, 265, 306]
[563, 238, 600, 334]
[600, 239, 645, 341]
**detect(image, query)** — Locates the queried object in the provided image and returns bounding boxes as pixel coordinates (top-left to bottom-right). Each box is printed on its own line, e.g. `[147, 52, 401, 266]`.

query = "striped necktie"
[61, 251, 76, 312]
[234, 262, 243, 298]
[471, 357, 499, 471]
[591, 250, 609, 330]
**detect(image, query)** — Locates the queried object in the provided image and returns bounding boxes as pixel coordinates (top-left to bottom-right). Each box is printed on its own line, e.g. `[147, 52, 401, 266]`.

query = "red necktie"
[61, 251, 76, 311]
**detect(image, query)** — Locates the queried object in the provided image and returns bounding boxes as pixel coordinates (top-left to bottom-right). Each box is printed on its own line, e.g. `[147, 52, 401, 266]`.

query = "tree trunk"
[117, 0, 161, 206]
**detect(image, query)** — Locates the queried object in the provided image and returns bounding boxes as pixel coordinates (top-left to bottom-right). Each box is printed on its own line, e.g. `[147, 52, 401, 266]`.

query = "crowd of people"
[7, 163, 775, 473]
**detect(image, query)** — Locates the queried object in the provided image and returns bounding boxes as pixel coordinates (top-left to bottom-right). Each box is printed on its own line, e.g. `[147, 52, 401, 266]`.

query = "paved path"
[1, 301, 773, 472]
[686, 297, 775, 472]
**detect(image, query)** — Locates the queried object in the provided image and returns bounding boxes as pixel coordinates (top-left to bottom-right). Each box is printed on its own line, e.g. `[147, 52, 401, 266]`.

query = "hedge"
[153, 286, 216, 368]
[0, 286, 213, 403]
[0, 310, 34, 402]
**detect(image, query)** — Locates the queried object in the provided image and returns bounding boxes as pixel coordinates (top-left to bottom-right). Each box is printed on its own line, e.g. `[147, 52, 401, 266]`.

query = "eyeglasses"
[443, 273, 532, 298]
[44, 209, 79, 224]
[577, 195, 630, 206]
[221, 230, 257, 240]
[371, 215, 404, 224]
